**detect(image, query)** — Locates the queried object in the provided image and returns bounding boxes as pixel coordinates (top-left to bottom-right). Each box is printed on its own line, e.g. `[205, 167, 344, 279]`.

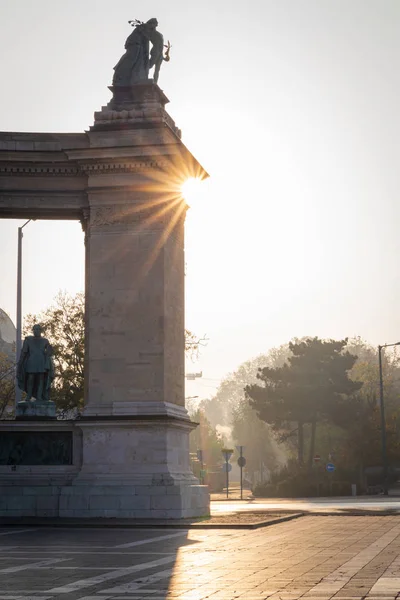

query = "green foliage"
[24, 292, 85, 413]
[0, 351, 15, 418]
[24, 291, 201, 414]
[200, 341, 295, 482]
[204, 343, 291, 428]
[189, 408, 225, 468]
[246, 337, 362, 466]
[231, 400, 284, 478]
[253, 460, 354, 498]
[252, 482, 278, 497]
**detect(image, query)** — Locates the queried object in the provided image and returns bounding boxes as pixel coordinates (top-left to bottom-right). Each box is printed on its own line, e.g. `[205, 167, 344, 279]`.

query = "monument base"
[0, 416, 210, 520]
[58, 481, 209, 519]
[16, 400, 56, 419]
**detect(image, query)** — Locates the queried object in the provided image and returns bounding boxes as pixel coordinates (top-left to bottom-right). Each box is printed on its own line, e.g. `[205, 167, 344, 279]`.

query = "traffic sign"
[313, 454, 321, 463]
[222, 463, 232, 472]
[222, 449, 234, 462]
[237, 456, 247, 467]
[236, 445, 246, 452]
[326, 463, 335, 472]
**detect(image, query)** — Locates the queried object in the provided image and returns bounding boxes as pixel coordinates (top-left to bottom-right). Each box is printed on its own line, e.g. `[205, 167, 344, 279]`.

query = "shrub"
[253, 482, 278, 497]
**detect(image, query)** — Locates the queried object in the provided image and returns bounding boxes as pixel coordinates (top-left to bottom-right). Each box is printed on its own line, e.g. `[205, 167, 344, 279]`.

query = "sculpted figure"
[17, 324, 54, 403]
[113, 18, 170, 86]
[149, 29, 170, 84]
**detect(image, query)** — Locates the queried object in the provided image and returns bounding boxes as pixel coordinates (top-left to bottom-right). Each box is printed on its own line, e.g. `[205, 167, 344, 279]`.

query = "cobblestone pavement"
[1, 516, 400, 599]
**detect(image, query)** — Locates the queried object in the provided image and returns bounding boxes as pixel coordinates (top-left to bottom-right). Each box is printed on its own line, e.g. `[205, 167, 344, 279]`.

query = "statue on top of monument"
[17, 324, 55, 404]
[112, 18, 171, 86]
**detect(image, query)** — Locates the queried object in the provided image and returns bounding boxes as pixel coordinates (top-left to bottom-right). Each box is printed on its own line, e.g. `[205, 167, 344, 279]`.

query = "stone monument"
[16, 324, 56, 418]
[112, 18, 169, 86]
[0, 18, 210, 519]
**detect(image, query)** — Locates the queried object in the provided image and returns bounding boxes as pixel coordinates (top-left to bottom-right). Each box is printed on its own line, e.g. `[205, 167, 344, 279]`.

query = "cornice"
[0, 164, 81, 176]
[0, 160, 171, 177]
[80, 160, 169, 174]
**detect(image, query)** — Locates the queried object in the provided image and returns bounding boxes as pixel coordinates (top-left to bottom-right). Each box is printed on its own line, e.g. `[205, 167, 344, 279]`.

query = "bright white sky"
[0, 0, 399, 401]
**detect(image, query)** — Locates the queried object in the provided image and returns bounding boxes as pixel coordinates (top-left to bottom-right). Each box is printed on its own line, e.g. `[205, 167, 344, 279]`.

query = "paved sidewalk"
[1, 516, 400, 599]
[211, 496, 400, 515]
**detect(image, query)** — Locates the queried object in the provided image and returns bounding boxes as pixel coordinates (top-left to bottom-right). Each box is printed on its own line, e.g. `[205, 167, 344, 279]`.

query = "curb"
[0, 512, 304, 530]
[308, 510, 400, 517]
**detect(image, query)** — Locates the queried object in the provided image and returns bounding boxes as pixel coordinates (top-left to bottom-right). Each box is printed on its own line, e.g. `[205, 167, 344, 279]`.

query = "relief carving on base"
[90, 204, 159, 227]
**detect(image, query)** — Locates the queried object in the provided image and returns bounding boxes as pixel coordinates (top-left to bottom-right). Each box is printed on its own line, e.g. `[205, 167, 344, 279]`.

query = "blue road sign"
[222, 463, 232, 472]
[326, 463, 335, 472]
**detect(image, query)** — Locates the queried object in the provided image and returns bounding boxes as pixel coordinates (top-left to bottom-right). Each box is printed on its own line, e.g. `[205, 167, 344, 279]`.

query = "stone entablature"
[0, 84, 201, 222]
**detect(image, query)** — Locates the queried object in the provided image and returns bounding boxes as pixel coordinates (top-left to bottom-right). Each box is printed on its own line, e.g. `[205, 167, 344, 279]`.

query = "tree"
[231, 401, 286, 482]
[24, 292, 85, 413]
[246, 338, 362, 467]
[185, 330, 208, 360]
[0, 352, 15, 418]
[189, 408, 225, 469]
[198, 342, 294, 479]
[202, 343, 292, 429]
[329, 338, 400, 479]
[25, 291, 203, 413]
[347, 336, 400, 412]
[0, 321, 16, 418]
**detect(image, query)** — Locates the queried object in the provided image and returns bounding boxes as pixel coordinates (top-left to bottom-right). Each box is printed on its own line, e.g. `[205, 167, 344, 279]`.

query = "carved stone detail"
[80, 207, 90, 233]
[80, 160, 169, 175]
[0, 431, 73, 465]
[90, 205, 159, 227]
[0, 161, 174, 178]
[0, 165, 80, 176]
[93, 107, 181, 138]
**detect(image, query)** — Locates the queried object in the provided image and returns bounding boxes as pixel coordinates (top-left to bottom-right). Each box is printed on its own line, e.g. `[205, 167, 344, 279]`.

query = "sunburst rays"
[92, 150, 207, 283]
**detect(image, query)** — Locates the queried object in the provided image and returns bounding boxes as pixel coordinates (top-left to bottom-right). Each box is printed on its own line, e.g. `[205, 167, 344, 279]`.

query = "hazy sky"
[0, 0, 399, 400]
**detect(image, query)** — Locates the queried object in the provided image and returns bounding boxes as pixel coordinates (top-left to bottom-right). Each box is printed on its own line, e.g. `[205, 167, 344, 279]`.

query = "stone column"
[63, 82, 210, 518]
[84, 192, 187, 419]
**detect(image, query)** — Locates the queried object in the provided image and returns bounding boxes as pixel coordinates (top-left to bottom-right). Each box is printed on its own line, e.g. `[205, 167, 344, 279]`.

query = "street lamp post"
[378, 341, 400, 495]
[15, 219, 34, 407]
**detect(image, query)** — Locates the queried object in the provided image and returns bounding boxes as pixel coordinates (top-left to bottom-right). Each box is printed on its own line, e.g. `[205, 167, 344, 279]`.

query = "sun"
[180, 177, 204, 207]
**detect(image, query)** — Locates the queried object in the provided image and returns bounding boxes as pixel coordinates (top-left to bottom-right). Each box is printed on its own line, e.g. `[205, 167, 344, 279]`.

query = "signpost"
[326, 462, 335, 495]
[221, 448, 233, 498]
[236, 445, 246, 499]
[222, 463, 232, 472]
[197, 449, 204, 484]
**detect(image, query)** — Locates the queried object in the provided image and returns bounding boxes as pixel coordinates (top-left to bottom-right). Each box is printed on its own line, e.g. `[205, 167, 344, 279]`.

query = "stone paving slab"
[0, 517, 400, 599]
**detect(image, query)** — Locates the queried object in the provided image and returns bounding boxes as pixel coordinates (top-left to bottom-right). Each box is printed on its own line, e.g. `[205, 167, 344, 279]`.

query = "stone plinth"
[92, 81, 181, 137]
[62, 416, 208, 518]
[0, 418, 208, 519]
[16, 401, 56, 419]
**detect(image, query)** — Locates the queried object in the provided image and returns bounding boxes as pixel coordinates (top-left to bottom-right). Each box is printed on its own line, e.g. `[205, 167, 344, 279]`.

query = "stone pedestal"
[62, 417, 208, 518]
[16, 400, 56, 419]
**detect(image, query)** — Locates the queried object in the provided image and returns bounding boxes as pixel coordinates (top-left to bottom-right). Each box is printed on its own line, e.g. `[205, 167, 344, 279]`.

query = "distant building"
[0, 309, 16, 360]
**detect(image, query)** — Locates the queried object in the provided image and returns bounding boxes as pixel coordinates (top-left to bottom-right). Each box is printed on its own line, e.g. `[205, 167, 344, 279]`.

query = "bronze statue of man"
[17, 324, 54, 403]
